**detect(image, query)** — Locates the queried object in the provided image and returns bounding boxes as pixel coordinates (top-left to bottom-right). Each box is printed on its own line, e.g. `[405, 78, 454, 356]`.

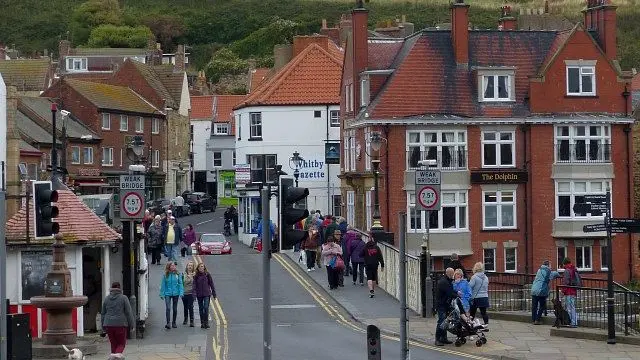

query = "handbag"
[328, 255, 337, 268]
[334, 255, 346, 271]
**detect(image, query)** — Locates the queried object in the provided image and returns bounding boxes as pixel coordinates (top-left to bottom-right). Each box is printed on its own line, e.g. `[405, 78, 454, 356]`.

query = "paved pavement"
[282, 251, 640, 360]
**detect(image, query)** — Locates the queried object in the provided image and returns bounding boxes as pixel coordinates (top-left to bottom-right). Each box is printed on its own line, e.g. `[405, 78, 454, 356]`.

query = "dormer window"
[214, 123, 229, 135]
[566, 60, 596, 96]
[477, 69, 515, 102]
[66, 57, 88, 72]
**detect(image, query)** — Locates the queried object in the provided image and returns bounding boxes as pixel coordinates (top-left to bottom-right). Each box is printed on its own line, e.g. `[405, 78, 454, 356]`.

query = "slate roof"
[366, 30, 558, 119]
[66, 79, 161, 115]
[19, 97, 100, 140]
[235, 43, 343, 109]
[190, 95, 214, 119]
[20, 140, 42, 154]
[5, 190, 121, 243]
[0, 59, 51, 91]
[17, 111, 54, 144]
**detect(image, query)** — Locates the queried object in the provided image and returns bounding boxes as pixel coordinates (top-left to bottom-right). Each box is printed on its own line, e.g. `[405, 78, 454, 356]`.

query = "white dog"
[61, 345, 85, 360]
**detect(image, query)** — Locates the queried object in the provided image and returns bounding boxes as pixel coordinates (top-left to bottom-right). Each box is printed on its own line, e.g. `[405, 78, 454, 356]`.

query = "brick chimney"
[175, 44, 185, 72]
[498, 5, 517, 30]
[451, 0, 470, 64]
[293, 35, 329, 57]
[320, 19, 341, 46]
[339, 14, 352, 45]
[58, 40, 70, 60]
[352, 6, 369, 107]
[273, 44, 293, 71]
[584, 0, 617, 61]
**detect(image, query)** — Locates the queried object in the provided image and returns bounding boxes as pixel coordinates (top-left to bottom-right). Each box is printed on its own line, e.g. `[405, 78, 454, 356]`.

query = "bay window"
[556, 180, 610, 218]
[555, 124, 610, 163]
[407, 130, 467, 170]
[407, 191, 467, 231]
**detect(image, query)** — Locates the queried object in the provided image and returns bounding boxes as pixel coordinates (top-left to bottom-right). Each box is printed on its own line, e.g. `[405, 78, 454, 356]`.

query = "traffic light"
[367, 324, 381, 360]
[32, 181, 60, 238]
[279, 178, 309, 250]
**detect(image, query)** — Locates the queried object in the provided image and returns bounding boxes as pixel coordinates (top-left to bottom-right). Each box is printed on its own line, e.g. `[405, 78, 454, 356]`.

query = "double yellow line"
[273, 253, 491, 360]
[193, 254, 228, 360]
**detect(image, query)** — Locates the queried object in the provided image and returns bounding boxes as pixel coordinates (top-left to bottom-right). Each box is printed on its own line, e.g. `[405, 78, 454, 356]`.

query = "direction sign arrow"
[583, 194, 609, 204]
[610, 218, 640, 227]
[573, 203, 608, 214]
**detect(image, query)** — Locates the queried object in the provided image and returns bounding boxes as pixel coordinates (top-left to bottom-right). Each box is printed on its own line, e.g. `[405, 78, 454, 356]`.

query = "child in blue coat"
[453, 268, 472, 314]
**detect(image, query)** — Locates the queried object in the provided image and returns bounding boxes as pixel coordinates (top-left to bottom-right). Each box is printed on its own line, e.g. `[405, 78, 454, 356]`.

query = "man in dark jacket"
[449, 253, 467, 279]
[435, 267, 456, 346]
[362, 238, 385, 298]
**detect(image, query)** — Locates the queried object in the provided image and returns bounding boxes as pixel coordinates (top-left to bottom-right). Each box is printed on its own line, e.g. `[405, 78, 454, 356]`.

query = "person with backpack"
[531, 260, 561, 324]
[562, 257, 580, 327]
[361, 236, 385, 298]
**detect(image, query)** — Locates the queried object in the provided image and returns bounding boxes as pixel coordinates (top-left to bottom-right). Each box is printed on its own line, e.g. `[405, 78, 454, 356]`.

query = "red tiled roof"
[537, 27, 575, 76]
[190, 95, 214, 119]
[368, 39, 404, 70]
[250, 69, 271, 93]
[5, 190, 121, 243]
[235, 43, 343, 109]
[214, 95, 245, 123]
[367, 30, 558, 118]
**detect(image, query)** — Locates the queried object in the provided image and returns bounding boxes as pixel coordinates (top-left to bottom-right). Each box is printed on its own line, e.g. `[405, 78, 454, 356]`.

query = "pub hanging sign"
[470, 170, 528, 184]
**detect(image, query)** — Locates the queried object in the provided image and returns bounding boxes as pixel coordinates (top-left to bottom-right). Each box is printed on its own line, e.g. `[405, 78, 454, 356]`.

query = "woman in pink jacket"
[321, 230, 343, 290]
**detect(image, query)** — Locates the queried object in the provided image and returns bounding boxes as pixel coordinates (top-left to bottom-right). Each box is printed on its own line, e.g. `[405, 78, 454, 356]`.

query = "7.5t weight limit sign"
[415, 169, 441, 211]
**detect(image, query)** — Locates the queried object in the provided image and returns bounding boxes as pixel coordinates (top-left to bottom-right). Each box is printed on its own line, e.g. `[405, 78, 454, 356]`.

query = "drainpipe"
[522, 124, 530, 274]
[326, 105, 330, 214]
[624, 125, 633, 280]
[383, 125, 390, 231]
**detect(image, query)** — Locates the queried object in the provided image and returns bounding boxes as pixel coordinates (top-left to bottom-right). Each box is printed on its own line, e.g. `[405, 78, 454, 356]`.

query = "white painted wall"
[191, 120, 212, 171]
[178, 74, 191, 117]
[234, 105, 341, 243]
[0, 74, 6, 185]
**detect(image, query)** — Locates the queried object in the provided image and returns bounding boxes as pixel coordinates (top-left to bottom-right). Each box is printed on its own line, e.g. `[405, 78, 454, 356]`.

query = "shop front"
[218, 170, 238, 206]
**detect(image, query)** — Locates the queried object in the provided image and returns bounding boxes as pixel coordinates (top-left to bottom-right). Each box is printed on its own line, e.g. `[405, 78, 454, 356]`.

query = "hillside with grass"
[2, 0, 639, 78]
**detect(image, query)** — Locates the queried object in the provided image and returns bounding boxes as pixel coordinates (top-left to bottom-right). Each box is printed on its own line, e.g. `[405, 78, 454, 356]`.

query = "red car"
[194, 233, 232, 255]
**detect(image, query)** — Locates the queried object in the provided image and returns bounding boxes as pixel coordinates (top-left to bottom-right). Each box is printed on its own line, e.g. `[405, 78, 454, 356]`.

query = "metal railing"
[406, 149, 467, 170]
[555, 142, 611, 163]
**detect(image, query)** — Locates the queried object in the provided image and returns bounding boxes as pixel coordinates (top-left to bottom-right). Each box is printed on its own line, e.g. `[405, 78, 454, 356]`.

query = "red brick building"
[42, 79, 168, 199]
[340, 0, 635, 281]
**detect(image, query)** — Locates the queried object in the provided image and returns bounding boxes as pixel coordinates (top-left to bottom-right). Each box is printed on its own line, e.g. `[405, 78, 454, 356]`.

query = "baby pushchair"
[441, 298, 488, 347]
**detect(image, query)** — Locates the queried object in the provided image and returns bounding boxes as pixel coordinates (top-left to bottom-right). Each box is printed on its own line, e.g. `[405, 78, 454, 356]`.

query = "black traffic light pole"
[605, 190, 615, 344]
[261, 185, 272, 360]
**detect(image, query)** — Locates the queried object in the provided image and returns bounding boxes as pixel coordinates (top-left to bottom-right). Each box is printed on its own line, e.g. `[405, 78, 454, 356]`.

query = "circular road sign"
[122, 191, 144, 217]
[417, 186, 439, 209]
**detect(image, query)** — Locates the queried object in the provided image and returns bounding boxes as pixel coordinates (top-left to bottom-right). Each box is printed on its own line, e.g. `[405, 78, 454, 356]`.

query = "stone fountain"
[30, 235, 96, 358]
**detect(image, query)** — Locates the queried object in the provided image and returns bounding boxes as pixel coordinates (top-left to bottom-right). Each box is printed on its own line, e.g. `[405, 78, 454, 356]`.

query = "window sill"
[504, 270, 517, 273]
[248, 137, 263, 141]
[480, 165, 516, 169]
[102, 164, 114, 167]
[412, 229, 470, 233]
[136, 131, 144, 134]
[120, 129, 128, 132]
[152, 132, 159, 135]
[565, 95, 598, 98]
[479, 99, 516, 103]
[71, 162, 81, 165]
[102, 128, 110, 131]
[555, 217, 605, 221]
[83, 163, 94, 165]
[481, 228, 519, 232]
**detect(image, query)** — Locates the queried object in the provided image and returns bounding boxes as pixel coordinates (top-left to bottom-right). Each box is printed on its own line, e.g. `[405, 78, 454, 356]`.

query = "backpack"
[569, 268, 581, 287]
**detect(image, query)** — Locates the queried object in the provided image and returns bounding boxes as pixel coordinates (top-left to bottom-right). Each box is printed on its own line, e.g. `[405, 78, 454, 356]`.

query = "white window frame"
[249, 112, 262, 139]
[101, 147, 113, 166]
[153, 149, 160, 167]
[481, 130, 515, 168]
[213, 151, 222, 167]
[70, 146, 81, 164]
[555, 124, 610, 163]
[566, 65, 596, 96]
[102, 113, 110, 130]
[600, 240, 608, 271]
[407, 130, 467, 170]
[481, 74, 513, 102]
[555, 180, 610, 219]
[342, 131, 349, 172]
[346, 191, 355, 227]
[556, 246, 567, 271]
[66, 57, 88, 72]
[364, 127, 371, 171]
[504, 247, 517, 272]
[483, 248, 496, 272]
[119, 115, 128, 131]
[152, 118, 160, 134]
[349, 130, 356, 171]
[232, 150, 236, 166]
[407, 191, 468, 232]
[214, 123, 229, 135]
[345, 85, 350, 113]
[119, 148, 123, 167]
[333, 194, 342, 217]
[365, 190, 372, 230]
[135, 117, 144, 133]
[330, 110, 340, 127]
[360, 77, 370, 107]
[482, 190, 516, 229]
[575, 245, 593, 271]
[83, 147, 93, 164]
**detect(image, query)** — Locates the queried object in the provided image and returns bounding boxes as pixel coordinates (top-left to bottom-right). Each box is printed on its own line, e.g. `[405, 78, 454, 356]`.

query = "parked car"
[185, 192, 217, 213]
[193, 233, 231, 255]
[148, 198, 169, 216]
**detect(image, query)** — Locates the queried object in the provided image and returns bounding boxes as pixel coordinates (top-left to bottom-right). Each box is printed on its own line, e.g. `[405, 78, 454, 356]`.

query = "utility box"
[7, 313, 32, 360]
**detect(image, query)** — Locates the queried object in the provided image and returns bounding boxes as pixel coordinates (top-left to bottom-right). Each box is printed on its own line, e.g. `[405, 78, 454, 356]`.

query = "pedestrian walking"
[449, 253, 467, 279]
[469, 262, 490, 326]
[435, 268, 456, 346]
[348, 232, 366, 286]
[101, 282, 134, 355]
[361, 235, 385, 298]
[531, 260, 561, 324]
[193, 262, 217, 329]
[303, 225, 319, 272]
[148, 215, 164, 265]
[163, 216, 182, 262]
[182, 261, 196, 327]
[453, 268, 472, 315]
[182, 224, 196, 257]
[321, 233, 343, 290]
[343, 225, 358, 276]
[561, 257, 580, 327]
[332, 229, 346, 287]
[160, 262, 184, 329]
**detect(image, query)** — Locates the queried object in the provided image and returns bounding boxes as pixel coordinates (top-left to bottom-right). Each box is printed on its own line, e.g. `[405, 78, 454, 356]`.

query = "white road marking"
[276, 324, 292, 327]
[271, 304, 317, 309]
[197, 219, 215, 225]
[249, 297, 263, 301]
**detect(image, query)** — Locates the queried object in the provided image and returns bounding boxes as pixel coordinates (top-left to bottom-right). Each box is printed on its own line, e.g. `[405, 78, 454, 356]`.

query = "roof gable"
[0, 59, 51, 91]
[235, 43, 343, 109]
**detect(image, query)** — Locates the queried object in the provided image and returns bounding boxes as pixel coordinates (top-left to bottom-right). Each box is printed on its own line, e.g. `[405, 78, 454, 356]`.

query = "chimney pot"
[322, 19, 327, 29]
[175, 44, 185, 72]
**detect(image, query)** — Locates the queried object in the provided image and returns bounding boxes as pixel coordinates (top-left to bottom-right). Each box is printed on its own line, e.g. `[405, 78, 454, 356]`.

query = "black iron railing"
[406, 149, 467, 170]
[555, 142, 611, 163]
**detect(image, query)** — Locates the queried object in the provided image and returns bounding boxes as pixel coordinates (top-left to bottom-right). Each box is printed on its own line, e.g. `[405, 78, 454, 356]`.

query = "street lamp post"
[50, 103, 59, 180]
[289, 151, 304, 187]
[370, 131, 385, 239]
